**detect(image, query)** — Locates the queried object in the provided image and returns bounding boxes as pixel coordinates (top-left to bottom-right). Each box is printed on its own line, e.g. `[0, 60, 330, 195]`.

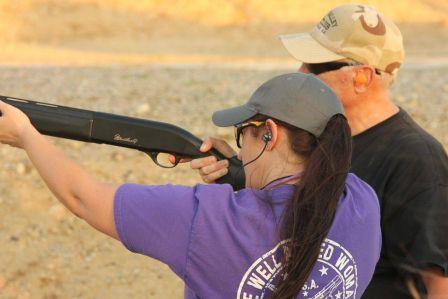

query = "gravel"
[0, 65, 446, 298]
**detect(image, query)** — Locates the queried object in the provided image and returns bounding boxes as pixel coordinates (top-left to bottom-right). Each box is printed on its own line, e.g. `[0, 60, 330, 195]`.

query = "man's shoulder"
[387, 110, 446, 161]
[355, 109, 445, 161]
[377, 110, 448, 185]
[352, 109, 447, 188]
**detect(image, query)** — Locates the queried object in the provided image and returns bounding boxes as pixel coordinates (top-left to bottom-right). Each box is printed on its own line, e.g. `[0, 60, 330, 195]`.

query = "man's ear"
[353, 66, 374, 93]
[265, 119, 278, 151]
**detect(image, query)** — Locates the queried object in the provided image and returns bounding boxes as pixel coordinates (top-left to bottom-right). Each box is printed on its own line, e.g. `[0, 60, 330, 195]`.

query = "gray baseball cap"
[212, 73, 344, 137]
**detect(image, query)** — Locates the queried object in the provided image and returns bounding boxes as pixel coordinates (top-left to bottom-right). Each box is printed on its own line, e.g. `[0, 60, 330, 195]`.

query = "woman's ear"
[265, 119, 278, 151]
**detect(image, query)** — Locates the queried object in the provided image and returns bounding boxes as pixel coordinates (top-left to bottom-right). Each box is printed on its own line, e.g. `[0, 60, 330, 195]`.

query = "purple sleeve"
[114, 183, 198, 277]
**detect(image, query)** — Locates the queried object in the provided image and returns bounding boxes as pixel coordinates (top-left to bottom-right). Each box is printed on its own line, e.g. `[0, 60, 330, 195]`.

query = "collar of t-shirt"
[260, 172, 302, 190]
[353, 107, 405, 140]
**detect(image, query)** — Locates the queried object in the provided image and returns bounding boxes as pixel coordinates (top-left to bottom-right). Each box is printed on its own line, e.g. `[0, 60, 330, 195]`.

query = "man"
[188, 4, 448, 298]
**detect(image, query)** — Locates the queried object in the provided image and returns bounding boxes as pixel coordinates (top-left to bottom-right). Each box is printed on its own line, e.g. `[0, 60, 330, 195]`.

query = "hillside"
[0, 0, 446, 66]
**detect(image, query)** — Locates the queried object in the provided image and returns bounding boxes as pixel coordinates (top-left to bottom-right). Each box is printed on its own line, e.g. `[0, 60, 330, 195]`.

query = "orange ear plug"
[355, 73, 368, 85]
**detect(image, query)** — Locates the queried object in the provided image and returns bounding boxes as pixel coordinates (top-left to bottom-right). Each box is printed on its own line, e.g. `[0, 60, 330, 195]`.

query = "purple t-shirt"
[114, 173, 381, 299]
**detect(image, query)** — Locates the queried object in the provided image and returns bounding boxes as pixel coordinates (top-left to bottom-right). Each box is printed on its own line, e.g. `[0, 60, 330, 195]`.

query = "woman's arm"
[0, 101, 120, 239]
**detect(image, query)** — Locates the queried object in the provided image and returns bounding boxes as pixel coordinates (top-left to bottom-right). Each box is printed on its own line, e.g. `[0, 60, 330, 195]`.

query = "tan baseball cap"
[279, 4, 404, 76]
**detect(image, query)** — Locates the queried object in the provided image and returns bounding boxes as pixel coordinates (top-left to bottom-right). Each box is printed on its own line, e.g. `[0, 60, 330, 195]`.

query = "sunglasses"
[234, 121, 265, 148]
[304, 62, 382, 75]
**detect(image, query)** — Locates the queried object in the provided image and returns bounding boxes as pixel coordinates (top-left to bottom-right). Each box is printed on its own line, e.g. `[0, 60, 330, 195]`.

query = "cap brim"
[212, 104, 257, 127]
[278, 33, 345, 63]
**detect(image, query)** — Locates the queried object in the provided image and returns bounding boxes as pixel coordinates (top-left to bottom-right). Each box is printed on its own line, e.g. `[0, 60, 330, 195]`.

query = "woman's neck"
[261, 172, 303, 190]
[259, 162, 305, 189]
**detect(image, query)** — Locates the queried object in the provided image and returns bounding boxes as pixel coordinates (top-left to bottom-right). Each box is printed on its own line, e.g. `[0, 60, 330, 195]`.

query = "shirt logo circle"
[237, 238, 358, 298]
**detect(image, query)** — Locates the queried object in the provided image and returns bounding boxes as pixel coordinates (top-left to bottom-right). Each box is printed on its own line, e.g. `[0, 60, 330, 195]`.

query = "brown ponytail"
[251, 114, 352, 298]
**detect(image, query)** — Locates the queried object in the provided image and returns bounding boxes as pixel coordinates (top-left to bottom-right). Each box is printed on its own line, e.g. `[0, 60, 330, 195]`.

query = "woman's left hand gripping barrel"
[0, 100, 34, 149]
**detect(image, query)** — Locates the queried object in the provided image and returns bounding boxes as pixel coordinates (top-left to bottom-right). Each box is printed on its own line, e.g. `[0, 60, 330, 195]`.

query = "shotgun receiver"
[0, 95, 245, 190]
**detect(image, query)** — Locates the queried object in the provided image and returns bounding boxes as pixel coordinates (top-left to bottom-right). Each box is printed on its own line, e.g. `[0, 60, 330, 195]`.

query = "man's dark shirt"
[352, 109, 448, 298]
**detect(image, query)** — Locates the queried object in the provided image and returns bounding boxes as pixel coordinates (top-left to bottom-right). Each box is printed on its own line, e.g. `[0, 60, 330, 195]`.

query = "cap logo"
[317, 11, 338, 34]
[353, 5, 386, 36]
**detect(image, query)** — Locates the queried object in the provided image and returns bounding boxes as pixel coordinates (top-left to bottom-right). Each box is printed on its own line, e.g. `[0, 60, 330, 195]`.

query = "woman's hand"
[191, 137, 236, 183]
[170, 137, 237, 184]
[0, 100, 34, 148]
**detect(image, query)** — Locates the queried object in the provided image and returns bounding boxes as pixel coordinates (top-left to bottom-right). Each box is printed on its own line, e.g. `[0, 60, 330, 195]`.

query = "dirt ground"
[0, 64, 446, 299]
[0, 1, 447, 298]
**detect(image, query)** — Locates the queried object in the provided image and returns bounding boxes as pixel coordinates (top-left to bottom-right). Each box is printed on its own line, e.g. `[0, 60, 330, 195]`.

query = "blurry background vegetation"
[0, 0, 446, 64]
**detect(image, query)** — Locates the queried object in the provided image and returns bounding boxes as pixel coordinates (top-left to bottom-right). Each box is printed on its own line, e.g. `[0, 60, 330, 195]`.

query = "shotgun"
[0, 95, 245, 190]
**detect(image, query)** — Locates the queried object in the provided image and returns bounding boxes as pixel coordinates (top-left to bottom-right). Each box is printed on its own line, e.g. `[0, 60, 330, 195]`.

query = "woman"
[0, 73, 380, 298]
